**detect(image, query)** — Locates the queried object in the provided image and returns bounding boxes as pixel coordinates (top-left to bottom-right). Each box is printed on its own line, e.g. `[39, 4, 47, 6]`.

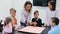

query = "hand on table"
[33, 22, 37, 27]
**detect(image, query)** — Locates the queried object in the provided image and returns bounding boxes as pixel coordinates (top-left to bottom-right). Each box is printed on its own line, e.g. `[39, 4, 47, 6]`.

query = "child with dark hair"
[48, 17, 60, 34]
[31, 10, 42, 27]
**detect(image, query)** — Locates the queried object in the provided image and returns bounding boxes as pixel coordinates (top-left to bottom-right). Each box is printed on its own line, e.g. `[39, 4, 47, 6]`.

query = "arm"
[38, 19, 42, 26]
[55, 10, 59, 18]
[20, 10, 26, 23]
[27, 12, 32, 23]
[44, 10, 49, 26]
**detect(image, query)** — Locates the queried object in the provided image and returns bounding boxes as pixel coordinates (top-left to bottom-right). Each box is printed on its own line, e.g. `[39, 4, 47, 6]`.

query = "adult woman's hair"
[48, 1, 56, 11]
[24, 1, 32, 8]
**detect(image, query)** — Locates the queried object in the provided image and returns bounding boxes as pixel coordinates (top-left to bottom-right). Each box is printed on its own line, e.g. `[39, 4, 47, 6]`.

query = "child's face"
[10, 10, 16, 17]
[48, 3, 52, 10]
[25, 4, 32, 12]
[34, 13, 39, 18]
[50, 19, 55, 27]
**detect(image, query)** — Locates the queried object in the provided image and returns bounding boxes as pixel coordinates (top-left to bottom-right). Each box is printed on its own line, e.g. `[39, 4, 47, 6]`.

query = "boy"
[10, 8, 17, 30]
[48, 17, 60, 34]
[31, 10, 42, 27]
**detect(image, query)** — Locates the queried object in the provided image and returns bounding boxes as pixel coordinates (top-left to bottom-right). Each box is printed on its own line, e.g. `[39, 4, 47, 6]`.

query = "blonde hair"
[10, 8, 16, 13]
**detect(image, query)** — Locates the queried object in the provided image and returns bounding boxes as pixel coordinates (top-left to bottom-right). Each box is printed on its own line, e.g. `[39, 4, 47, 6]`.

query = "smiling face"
[25, 4, 32, 12]
[24, 1, 32, 12]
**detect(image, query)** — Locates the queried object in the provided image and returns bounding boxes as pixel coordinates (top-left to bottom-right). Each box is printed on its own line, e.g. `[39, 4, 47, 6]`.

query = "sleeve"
[20, 10, 26, 23]
[39, 19, 42, 25]
[32, 18, 35, 22]
[27, 12, 32, 23]
[55, 10, 59, 18]
[37, 19, 42, 26]
[45, 10, 49, 25]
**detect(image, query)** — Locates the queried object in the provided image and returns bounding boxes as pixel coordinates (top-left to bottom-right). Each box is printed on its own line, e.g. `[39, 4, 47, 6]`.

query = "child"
[20, 1, 32, 27]
[2, 17, 12, 34]
[48, 17, 60, 34]
[31, 10, 42, 27]
[10, 8, 17, 30]
[45, 1, 58, 26]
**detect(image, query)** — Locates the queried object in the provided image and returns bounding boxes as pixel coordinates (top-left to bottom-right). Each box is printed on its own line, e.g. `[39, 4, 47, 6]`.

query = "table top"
[18, 26, 45, 34]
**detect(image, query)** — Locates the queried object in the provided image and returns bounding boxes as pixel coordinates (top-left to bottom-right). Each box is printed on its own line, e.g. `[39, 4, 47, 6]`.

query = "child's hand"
[29, 22, 33, 25]
[34, 22, 37, 25]
[33, 22, 37, 27]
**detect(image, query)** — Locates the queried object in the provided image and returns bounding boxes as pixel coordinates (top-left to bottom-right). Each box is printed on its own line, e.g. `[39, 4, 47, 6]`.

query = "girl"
[45, 1, 58, 26]
[2, 17, 13, 34]
[20, 1, 32, 27]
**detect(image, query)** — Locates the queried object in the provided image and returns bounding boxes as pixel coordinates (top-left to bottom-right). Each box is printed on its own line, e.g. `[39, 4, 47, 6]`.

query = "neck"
[35, 17, 39, 20]
[35, 17, 38, 19]
[11, 16, 15, 18]
[25, 9, 30, 13]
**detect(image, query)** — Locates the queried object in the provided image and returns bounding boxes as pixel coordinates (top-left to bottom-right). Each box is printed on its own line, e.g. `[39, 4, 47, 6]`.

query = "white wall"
[0, 0, 12, 21]
[0, 0, 60, 26]
[57, 0, 60, 25]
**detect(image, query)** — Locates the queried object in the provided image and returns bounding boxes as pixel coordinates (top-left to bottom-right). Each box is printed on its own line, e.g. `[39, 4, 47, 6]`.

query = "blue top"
[48, 25, 60, 34]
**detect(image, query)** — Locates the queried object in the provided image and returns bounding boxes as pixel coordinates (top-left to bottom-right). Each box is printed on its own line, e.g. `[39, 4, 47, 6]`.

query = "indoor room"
[0, 0, 60, 34]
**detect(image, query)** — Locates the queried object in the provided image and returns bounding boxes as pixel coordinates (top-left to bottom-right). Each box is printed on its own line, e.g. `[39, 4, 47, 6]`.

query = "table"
[17, 26, 50, 34]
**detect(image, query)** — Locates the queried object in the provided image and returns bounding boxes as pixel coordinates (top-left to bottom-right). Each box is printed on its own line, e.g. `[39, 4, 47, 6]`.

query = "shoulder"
[32, 18, 35, 20]
[38, 18, 42, 20]
[48, 26, 60, 34]
[51, 8, 58, 12]
[52, 26, 60, 31]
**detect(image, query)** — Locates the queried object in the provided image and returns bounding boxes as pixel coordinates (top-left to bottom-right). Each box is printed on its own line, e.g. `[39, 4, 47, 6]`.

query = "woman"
[45, 1, 58, 26]
[20, 1, 32, 27]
